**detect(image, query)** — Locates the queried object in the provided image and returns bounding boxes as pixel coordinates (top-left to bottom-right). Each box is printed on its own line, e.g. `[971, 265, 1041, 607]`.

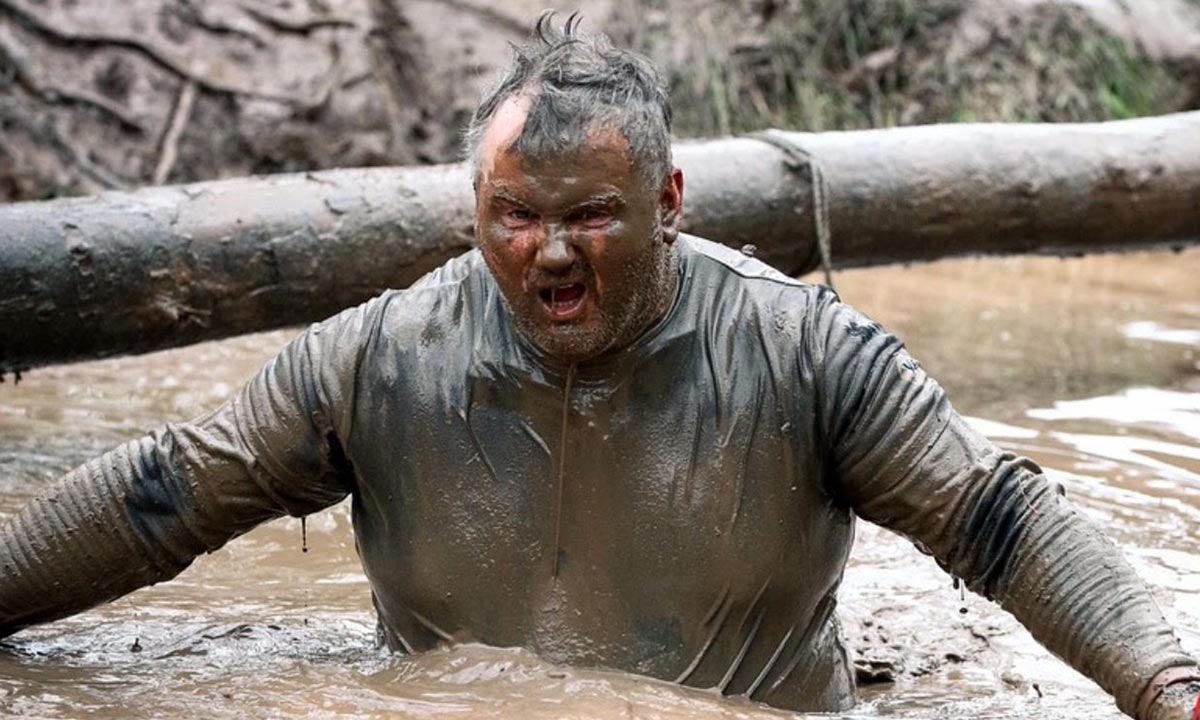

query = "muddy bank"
[2, 0, 1199, 202]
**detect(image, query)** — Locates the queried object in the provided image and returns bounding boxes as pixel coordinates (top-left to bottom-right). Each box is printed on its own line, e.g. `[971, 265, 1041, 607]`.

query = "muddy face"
[474, 95, 683, 364]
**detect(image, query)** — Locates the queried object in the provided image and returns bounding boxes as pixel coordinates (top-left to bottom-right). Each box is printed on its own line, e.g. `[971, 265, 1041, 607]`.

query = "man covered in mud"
[1, 14, 1197, 720]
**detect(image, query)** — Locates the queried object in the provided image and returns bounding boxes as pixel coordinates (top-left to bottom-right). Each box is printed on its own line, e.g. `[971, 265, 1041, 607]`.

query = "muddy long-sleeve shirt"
[0, 235, 1193, 715]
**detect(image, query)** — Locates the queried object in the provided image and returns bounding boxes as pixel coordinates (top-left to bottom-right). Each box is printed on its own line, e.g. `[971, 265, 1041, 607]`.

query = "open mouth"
[538, 283, 588, 320]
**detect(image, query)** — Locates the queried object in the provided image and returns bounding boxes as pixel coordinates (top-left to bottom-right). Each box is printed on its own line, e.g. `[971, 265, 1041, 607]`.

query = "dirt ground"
[1, 0, 1198, 202]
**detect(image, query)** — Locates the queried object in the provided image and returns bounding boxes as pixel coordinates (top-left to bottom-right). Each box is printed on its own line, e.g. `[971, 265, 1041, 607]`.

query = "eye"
[502, 208, 537, 228]
[570, 207, 613, 229]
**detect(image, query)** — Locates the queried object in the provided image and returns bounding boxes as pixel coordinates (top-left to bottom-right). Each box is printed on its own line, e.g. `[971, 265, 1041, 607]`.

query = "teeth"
[544, 284, 581, 309]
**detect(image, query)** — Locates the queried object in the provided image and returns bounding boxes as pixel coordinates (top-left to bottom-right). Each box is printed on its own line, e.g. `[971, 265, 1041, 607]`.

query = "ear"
[658, 168, 684, 245]
[471, 184, 482, 240]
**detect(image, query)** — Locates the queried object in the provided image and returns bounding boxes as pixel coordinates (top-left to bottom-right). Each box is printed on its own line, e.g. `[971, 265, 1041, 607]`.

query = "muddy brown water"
[0, 248, 1197, 719]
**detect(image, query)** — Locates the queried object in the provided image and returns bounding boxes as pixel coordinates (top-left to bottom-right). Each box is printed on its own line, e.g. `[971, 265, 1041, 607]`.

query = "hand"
[1148, 681, 1200, 720]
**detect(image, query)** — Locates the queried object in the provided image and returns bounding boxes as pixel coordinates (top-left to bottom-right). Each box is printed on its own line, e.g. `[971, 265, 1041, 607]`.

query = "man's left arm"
[806, 289, 1198, 719]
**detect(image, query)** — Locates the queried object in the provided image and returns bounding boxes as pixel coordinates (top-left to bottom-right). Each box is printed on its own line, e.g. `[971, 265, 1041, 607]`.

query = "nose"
[535, 226, 577, 274]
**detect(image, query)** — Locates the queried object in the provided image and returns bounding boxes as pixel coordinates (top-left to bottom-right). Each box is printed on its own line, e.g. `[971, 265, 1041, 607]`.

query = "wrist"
[1139, 668, 1200, 720]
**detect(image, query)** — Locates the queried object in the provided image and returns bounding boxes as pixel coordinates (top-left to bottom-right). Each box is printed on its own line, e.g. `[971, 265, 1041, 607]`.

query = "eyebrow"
[489, 189, 625, 210]
[574, 191, 623, 208]
[491, 189, 526, 206]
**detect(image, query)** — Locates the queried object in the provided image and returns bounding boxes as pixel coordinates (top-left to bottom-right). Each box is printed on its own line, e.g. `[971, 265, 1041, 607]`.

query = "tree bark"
[2, 112, 1198, 374]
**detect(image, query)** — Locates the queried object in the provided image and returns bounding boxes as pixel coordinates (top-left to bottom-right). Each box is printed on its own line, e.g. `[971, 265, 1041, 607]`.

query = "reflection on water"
[0, 247, 1197, 719]
[1030, 387, 1200, 442]
[1124, 322, 1200, 347]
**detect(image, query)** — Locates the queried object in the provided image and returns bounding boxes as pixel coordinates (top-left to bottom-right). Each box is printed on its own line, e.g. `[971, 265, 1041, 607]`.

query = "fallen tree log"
[2, 112, 1199, 374]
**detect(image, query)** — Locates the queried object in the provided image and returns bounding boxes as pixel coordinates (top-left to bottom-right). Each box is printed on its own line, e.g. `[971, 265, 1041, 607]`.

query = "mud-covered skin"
[0, 235, 1194, 715]
[473, 96, 681, 364]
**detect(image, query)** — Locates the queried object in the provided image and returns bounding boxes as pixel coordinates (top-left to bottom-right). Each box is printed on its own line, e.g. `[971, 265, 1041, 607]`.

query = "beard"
[497, 238, 677, 365]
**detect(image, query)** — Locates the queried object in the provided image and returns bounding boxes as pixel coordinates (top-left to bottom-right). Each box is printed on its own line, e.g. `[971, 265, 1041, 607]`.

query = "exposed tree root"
[152, 79, 197, 184]
[426, 0, 527, 36]
[0, 0, 334, 108]
[0, 28, 146, 134]
[240, 4, 358, 34]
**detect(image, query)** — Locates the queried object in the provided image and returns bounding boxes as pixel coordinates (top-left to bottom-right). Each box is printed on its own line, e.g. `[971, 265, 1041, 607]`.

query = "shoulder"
[681, 234, 801, 285]
[405, 247, 489, 294]
[678, 234, 830, 323]
[371, 249, 493, 336]
[677, 235, 884, 360]
[304, 249, 492, 355]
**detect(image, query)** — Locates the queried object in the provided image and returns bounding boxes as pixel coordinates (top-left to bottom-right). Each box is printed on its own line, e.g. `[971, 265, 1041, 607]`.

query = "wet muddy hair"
[465, 11, 673, 186]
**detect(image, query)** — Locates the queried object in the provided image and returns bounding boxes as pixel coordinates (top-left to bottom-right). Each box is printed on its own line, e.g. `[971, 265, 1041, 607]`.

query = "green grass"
[648, 0, 1187, 136]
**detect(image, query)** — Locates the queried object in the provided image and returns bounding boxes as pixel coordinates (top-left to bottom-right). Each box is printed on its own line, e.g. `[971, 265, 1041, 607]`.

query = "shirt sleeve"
[0, 297, 382, 637]
[806, 287, 1195, 717]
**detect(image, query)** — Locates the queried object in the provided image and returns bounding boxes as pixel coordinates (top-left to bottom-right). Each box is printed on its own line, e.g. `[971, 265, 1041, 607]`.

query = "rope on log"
[746, 129, 835, 289]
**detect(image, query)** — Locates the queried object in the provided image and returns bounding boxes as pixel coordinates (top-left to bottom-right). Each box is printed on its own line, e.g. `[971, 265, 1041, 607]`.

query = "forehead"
[478, 94, 532, 168]
[477, 96, 636, 192]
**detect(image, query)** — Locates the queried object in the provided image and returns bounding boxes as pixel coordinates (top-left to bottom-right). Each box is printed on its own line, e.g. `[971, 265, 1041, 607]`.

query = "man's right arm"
[0, 297, 383, 636]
